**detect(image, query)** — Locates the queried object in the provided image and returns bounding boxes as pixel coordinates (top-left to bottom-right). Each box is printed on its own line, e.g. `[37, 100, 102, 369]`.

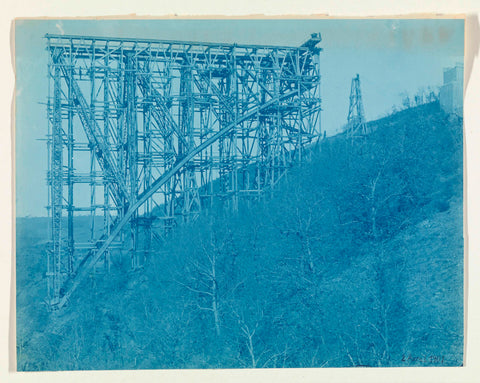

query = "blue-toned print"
[15, 19, 464, 370]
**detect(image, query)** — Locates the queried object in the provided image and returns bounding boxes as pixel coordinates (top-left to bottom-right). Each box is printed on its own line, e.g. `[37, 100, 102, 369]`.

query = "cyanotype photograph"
[15, 18, 464, 370]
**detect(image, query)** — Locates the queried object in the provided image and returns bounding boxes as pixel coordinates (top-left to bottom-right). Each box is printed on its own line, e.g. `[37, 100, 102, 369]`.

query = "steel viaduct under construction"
[45, 32, 323, 309]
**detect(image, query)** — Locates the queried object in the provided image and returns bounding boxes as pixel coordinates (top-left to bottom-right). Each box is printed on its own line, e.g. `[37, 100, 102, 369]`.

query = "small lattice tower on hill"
[346, 74, 367, 140]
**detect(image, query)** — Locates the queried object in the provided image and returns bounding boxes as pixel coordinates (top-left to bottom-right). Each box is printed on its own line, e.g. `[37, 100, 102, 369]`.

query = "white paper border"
[2, 1, 479, 382]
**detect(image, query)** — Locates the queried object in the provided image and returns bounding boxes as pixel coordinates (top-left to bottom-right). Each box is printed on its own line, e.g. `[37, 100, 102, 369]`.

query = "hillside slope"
[16, 102, 463, 370]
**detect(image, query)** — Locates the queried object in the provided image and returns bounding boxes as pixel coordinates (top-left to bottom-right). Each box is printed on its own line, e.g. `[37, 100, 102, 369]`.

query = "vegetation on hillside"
[16, 102, 463, 370]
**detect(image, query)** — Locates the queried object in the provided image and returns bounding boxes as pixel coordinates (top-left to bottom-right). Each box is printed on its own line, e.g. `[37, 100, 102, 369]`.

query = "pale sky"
[14, 19, 464, 217]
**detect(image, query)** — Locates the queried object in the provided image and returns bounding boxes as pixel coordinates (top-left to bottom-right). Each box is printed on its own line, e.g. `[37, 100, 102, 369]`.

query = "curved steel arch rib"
[53, 89, 298, 310]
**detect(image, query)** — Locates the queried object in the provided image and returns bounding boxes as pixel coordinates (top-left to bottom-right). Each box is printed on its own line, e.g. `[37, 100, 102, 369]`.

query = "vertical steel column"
[294, 49, 303, 164]
[89, 41, 96, 243]
[272, 50, 282, 187]
[103, 51, 111, 272]
[67, 44, 75, 274]
[217, 71, 228, 197]
[231, 48, 239, 210]
[313, 48, 322, 139]
[197, 62, 215, 208]
[125, 52, 140, 268]
[141, 54, 153, 260]
[50, 61, 64, 303]
[143, 55, 152, 218]
[310, 47, 322, 160]
[46, 51, 52, 302]
[163, 60, 176, 233]
[180, 60, 200, 220]
[117, 46, 127, 226]
[238, 62, 249, 193]
[258, 69, 267, 192]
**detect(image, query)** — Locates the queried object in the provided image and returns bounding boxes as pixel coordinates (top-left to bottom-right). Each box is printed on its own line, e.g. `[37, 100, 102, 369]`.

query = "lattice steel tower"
[45, 32, 323, 309]
[346, 74, 367, 140]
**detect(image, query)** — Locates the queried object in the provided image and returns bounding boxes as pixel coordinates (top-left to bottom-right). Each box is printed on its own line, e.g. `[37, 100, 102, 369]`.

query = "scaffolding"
[45, 32, 322, 309]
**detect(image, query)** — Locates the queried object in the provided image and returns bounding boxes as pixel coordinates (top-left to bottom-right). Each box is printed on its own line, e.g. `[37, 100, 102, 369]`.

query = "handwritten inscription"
[401, 354, 445, 364]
